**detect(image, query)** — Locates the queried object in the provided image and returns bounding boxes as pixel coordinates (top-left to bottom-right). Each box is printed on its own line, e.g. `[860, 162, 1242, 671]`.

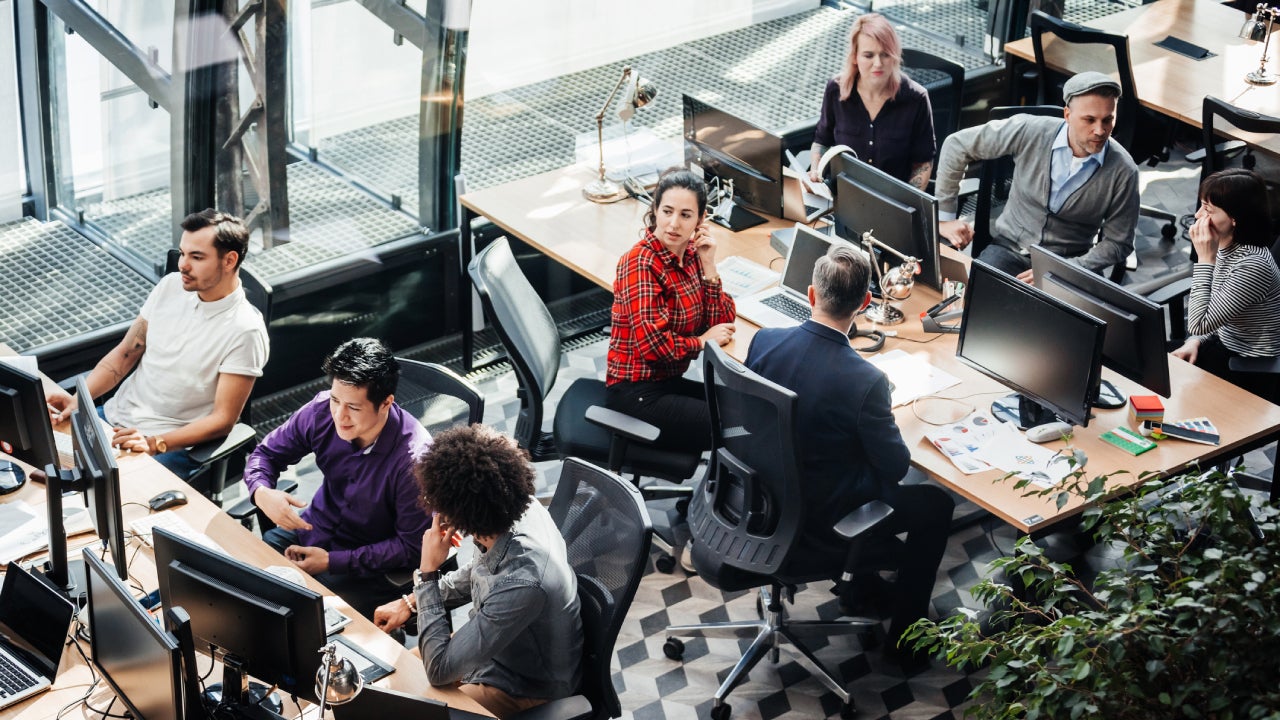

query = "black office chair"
[511, 458, 653, 720]
[901, 48, 966, 164]
[467, 237, 699, 568]
[661, 344, 893, 720]
[1200, 96, 1280, 183]
[225, 359, 483, 532]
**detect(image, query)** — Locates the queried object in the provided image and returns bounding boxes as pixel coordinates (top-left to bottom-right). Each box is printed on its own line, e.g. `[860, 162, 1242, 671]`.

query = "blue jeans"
[976, 244, 1032, 276]
[96, 405, 201, 480]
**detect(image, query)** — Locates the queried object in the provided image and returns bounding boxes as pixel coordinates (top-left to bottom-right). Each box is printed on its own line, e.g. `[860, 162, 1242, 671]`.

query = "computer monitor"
[831, 155, 943, 292]
[83, 549, 186, 720]
[71, 375, 127, 583]
[682, 94, 784, 219]
[1030, 246, 1172, 400]
[956, 260, 1107, 429]
[0, 361, 58, 493]
[152, 525, 326, 706]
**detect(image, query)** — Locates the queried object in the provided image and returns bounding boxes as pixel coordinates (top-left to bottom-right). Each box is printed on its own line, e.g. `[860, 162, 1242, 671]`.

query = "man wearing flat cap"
[933, 70, 1140, 282]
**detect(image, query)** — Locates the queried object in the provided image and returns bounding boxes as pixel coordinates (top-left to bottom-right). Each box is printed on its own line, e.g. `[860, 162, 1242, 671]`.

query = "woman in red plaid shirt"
[604, 169, 737, 452]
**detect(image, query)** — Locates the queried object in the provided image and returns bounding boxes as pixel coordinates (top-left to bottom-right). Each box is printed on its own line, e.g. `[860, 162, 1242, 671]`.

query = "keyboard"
[130, 511, 227, 555]
[0, 651, 37, 697]
[761, 293, 812, 322]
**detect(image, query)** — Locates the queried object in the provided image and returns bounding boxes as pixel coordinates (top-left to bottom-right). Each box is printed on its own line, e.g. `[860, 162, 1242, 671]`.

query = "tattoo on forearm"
[909, 162, 933, 192]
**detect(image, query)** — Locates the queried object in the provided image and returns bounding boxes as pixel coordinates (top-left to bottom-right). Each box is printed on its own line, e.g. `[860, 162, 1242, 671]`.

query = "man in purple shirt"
[243, 337, 432, 619]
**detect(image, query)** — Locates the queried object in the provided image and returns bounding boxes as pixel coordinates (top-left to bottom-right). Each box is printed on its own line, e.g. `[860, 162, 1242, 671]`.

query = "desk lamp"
[859, 230, 919, 326]
[583, 66, 657, 203]
[1242, 3, 1280, 85]
[315, 643, 363, 716]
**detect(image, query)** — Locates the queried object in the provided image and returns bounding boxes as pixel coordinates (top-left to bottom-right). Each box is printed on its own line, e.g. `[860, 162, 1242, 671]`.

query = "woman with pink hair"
[809, 13, 936, 191]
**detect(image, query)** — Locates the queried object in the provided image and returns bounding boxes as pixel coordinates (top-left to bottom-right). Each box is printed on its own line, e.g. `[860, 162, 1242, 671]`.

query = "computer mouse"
[0, 461, 24, 495]
[1026, 421, 1074, 443]
[148, 489, 188, 512]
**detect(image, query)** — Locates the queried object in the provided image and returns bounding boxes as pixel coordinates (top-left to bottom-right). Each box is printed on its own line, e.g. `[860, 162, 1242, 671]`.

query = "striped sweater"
[1188, 243, 1280, 357]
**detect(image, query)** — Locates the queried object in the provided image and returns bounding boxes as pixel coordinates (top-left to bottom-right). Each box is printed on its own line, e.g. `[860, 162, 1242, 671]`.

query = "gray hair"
[811, 242, 870, 317]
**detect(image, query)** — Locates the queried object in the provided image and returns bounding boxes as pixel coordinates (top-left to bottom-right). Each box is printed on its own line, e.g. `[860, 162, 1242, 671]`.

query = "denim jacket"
[415, 501, 582, 700]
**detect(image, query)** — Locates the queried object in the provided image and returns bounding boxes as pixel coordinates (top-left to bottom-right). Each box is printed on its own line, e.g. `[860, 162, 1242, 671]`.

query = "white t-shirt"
[104, 273, 269, 436]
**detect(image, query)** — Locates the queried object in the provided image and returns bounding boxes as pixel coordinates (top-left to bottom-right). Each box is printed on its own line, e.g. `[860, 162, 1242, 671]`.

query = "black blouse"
[813, 75, 936, 184]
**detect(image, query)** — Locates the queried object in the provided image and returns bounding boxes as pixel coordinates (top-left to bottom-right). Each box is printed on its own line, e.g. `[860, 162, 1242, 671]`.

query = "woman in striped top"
[1172, 168, 1280, 398]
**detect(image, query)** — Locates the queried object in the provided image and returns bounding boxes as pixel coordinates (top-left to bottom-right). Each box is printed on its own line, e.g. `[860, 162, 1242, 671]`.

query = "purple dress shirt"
[243, 391, 432, 576]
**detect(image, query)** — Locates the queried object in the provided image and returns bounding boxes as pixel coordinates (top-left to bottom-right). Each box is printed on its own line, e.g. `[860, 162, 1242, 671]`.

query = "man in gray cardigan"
[934, 71, 1140, 282]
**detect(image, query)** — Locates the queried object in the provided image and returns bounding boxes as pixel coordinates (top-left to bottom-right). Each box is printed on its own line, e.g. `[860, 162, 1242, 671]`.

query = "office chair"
[661, 344, 893, 720]
[510, 458, 653, 720]
[1200, 96, 1280, 182]
[1028, 11, 1178, 241]
[901, 48, 966, 163]
[225, 359, 483, 532]
[468, 237, 700, 569]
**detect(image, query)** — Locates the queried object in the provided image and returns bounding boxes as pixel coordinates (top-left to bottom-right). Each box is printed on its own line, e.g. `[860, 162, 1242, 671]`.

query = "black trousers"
[606, 377, 713, 453]
[262, 528, 404, 621]
[1195, 334, 1280, 401]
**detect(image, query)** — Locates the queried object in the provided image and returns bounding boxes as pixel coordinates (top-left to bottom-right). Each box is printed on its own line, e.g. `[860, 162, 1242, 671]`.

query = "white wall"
[0, 0, 22, 221]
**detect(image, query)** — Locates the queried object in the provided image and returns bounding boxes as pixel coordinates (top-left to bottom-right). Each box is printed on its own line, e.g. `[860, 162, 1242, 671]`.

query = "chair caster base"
[655, 554, 676, 573]
[663, 638, 685, 660]
[709, 702, 731, 720]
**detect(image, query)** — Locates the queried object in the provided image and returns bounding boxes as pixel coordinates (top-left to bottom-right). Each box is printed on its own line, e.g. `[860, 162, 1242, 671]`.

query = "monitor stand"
[1093, 380, 1126, 409]
[990, 393, 1060, 431]
[206, 655, 285, 719]
[0, 461, 24, 495]
[709, 203, 767, 232]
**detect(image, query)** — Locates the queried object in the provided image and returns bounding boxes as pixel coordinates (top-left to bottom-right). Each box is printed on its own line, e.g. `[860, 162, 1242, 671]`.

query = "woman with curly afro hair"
[373, 425, 582, 719]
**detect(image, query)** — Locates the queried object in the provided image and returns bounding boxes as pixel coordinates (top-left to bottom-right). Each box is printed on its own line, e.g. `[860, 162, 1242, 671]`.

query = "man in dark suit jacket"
[744, 242, 954, 659]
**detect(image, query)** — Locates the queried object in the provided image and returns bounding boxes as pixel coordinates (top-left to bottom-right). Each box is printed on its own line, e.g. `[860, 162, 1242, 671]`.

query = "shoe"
[837, 574, 893, 617]
[678, 542, 697, 575]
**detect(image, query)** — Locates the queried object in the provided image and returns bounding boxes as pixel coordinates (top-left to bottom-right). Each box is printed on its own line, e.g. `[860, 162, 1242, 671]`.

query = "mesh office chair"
[661, 344, 893, 720]
[468, 237, 699, 567]
[901, 48, 966, 162]
[512, 458, 654, 720]
[1028, 10, 1178, 240]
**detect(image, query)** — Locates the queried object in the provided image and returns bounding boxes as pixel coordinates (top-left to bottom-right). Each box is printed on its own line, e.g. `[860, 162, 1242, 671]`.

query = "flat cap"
[1062, 71, 1121, 104]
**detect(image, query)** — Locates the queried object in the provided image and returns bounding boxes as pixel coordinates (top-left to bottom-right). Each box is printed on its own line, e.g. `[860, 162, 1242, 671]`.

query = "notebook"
[735, 224, 849, 328]
[0, 562, 76, 708]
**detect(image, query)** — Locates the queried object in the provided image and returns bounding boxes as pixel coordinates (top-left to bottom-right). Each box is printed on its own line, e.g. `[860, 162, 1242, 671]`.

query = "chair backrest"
[973, 104, 1064, 257]
[394, 358, 484, 433]
[901, 48, 966, 158]
[467, 237, 562, 453]
[686, 343, 802, 579]
[548, 458, 653, 720]
[1029, 11, 1142, 151]
[1201, 96, 1280, 178]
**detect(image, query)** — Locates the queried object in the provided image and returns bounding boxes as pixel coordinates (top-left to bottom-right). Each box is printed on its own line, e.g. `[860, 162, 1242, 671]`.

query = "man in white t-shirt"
[47, 210, 270, 479]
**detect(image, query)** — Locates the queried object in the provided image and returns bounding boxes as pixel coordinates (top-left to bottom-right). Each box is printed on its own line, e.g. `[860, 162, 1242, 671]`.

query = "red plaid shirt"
[606, 232, 736, 385]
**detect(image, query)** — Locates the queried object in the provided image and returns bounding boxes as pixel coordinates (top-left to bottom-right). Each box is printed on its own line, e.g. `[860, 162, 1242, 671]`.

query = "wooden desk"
[0, 452, 492, 720]
[1004, 0, 1280, 151]
[460, 164, 1280, 534]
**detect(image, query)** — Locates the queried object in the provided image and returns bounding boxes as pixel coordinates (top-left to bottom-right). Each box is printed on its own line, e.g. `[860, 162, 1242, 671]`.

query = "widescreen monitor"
[831, 154, 942, 292]
[0, 362, 58, 491]
[682, 94, 784, 218]
[84, 549, 185, 720]
[1030, 246, 1172, 400]
[153, 526, 327, 706]
[956, 260, 1106, 429]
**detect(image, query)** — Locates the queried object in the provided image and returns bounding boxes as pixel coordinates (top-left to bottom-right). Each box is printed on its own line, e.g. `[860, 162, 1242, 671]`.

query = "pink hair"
[837, 13, 902, 101]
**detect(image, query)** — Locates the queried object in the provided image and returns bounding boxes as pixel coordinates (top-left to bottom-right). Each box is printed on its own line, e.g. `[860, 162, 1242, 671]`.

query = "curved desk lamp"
[583, 66, 658, 203]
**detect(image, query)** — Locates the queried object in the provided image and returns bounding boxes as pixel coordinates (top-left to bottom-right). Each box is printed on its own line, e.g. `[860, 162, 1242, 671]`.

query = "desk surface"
[462, 164, 1280, 533]
[0, 452, 491, 720]
[1004, 0, 1280, 149]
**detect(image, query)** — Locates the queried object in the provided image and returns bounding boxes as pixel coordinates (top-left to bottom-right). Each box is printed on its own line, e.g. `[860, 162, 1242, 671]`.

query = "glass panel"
[296, 1, 424, 215]
[51, 13, 173, 269]
[83, 0, 175, 73]
[0, 6, 24, 221]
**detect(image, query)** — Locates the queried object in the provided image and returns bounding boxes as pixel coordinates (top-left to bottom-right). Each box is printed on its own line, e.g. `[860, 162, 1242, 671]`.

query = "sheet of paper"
[716, 256, 780, 298]
[973, 428, 1076, 489]
[923, 410, 1002, 474]
[0, 356, 38, 374]
[867, 349, 962, 407]
[0, 495, 94, 565]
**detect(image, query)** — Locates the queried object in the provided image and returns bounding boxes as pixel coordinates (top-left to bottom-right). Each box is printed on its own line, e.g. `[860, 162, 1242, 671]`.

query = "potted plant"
[901, 469, 1280, 719]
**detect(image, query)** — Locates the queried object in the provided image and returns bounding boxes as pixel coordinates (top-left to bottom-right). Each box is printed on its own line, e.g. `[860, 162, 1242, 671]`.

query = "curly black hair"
[415, 425, 535, 538]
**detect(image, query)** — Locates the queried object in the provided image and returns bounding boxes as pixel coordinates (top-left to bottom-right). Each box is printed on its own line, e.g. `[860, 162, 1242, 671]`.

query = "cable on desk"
[84, 693, 130, 719]
[910, 389, 1007, 425]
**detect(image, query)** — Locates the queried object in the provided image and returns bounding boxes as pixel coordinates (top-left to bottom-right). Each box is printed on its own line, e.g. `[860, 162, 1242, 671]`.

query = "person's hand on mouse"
[253, 486, 312, 531]
[284, 545, 328, 574]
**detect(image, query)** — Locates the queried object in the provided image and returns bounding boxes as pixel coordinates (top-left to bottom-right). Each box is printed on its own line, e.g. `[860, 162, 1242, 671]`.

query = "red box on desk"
[1129, 395, 1164, 424]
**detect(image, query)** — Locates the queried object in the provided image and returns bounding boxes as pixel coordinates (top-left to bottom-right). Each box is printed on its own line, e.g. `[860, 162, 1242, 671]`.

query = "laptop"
[735, 224, 849, 328]
[333, 685, 452, 720]
[0, 563, 76, 708]
[781, 167, 832, 223]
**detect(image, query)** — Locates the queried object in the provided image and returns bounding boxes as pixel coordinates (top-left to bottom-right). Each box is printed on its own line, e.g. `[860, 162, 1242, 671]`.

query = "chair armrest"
[189, 423, 257, 464]
[507, 695, 593, 720]
[832, 500, 894, 540]
[585, 405, 660, 444]
[1229, 356, 1280, 374]
[1130, 272, 1192, 301]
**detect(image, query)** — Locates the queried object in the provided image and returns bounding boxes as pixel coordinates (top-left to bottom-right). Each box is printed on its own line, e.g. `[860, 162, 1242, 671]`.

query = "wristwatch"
[413, 569, 440, 588]
[151, 436, 168, 454]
